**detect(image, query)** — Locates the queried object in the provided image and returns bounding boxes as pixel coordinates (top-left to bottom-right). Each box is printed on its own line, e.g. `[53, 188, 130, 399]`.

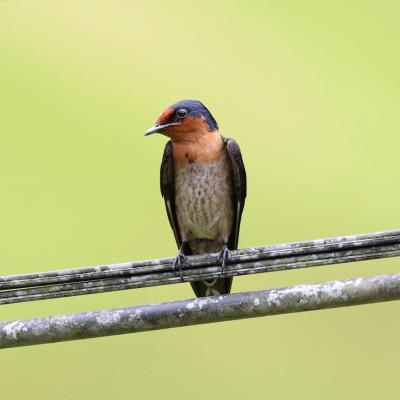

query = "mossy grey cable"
[1, 273, 399, 349]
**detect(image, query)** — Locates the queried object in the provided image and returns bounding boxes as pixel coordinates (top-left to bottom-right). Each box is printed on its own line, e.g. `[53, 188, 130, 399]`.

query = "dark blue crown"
[169, 99, 218, 131]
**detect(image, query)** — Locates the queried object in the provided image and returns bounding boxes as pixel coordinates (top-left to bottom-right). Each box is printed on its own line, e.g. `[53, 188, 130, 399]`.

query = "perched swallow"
[145, 99, 246, 297]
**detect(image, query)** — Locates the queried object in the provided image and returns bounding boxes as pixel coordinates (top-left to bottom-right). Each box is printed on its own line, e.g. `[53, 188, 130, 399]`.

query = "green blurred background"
[1, 1, 400, 398]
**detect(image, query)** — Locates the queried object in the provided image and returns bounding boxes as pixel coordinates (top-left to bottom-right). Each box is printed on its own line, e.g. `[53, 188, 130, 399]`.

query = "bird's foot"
[173, 249, 189, 281]
[218, 245, 230, 274]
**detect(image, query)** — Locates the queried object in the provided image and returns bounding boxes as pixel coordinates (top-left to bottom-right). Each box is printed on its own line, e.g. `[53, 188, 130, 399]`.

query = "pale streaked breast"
[174, 150, 233, 253]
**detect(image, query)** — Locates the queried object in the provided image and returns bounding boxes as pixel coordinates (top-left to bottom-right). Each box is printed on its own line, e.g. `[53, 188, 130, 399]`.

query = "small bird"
[145, 99, 246, 297]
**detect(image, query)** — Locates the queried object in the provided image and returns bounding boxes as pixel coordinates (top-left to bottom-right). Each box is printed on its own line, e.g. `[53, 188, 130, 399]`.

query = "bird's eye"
[176, 108, 188, 119]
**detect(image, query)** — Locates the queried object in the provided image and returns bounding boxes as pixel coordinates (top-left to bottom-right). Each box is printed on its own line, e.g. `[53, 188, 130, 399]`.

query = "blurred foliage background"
[1, 1, 400, 399]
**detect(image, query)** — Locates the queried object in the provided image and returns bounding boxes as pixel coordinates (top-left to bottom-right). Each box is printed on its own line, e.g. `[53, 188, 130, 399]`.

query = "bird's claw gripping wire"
[218, 245, 230, 274]
[173, 247, 189, 281]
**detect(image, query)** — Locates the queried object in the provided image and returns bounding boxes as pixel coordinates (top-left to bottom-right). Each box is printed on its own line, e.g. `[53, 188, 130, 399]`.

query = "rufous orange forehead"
[156, 107, 175, 125]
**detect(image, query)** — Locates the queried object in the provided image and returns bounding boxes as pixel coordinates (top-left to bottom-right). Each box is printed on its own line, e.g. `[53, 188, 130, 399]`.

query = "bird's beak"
[144, 122, 181, 136]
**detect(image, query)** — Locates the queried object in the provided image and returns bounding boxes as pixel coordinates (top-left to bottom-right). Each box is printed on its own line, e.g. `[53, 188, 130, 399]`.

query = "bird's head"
[144, 99, 218, 142]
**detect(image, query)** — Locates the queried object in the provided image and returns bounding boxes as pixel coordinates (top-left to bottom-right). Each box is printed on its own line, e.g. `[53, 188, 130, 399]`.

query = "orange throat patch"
[172, 131, 224, 165]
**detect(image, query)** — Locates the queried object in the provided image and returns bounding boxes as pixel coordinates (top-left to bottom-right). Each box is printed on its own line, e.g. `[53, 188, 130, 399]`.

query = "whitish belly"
[175, 155, 233, 244]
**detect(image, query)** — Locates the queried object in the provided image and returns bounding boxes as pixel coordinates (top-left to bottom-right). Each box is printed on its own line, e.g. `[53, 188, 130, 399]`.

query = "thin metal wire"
[1, 230, 400, 304]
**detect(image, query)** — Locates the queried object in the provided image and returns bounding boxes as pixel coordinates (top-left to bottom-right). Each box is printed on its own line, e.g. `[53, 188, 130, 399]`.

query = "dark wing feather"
[224, 137, 247, 250]
[160, 141, 182, 248]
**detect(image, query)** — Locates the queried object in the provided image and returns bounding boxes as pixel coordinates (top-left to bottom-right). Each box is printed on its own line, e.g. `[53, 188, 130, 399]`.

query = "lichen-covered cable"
[1, 273, 399, 349]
